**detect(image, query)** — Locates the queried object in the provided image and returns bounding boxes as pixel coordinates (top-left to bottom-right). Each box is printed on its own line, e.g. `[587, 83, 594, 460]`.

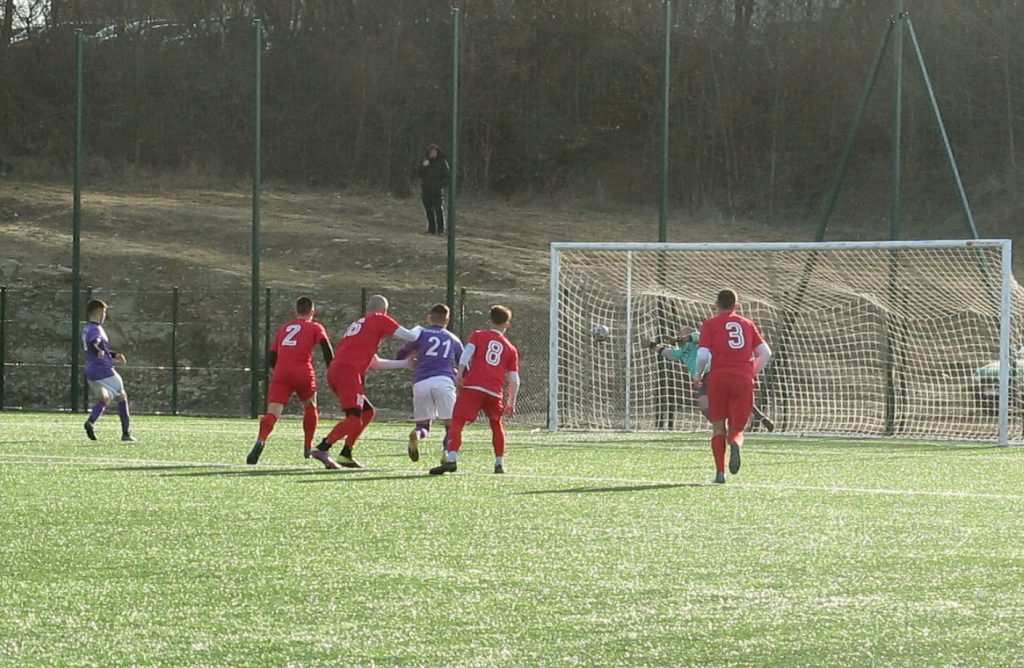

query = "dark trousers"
[421, 190, 445, 234]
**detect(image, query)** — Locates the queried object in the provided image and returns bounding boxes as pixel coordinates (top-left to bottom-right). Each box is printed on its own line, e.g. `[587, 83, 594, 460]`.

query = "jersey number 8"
[485, 340, 504, 366]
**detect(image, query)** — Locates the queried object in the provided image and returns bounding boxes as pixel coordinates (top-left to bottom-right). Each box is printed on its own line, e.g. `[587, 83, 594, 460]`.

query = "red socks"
[446, 420, 466, 452]
[490, 419, 506, 457]
[302, 405, 318, 448]
[325, 413, 361, 446]
[257, 413, 278, 442]
[711, 435, 727, 474]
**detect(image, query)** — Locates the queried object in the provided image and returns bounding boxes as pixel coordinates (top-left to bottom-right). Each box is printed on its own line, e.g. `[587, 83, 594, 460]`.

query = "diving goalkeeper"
[653, 326, 775, 432]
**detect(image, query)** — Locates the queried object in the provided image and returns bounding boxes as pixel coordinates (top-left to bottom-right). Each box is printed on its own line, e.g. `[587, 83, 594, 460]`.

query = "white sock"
[447, 451, 458, 463]
[495, 456, 504, 467]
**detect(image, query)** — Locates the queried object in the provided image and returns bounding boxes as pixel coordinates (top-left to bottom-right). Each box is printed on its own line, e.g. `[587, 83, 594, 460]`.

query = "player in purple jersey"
[81, 299, 135, 442]
[395, 303, 463, 462]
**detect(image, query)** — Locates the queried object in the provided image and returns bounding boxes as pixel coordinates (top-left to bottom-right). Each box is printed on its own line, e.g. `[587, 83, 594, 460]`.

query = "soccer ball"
[591, 324, 610, 342]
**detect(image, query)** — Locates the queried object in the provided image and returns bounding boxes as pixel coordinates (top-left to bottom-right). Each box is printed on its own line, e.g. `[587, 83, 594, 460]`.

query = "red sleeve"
[316, 323, 329, 343]
[508, 345, 520, 373]
[749, 322, 765, 349]
[378, 314, 400, 337]
[468, 330, 481, 349]
[697, 321, 714, 350]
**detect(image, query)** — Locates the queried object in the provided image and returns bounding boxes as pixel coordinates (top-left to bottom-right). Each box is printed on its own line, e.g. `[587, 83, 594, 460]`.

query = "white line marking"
[1, 452, 1021, 500]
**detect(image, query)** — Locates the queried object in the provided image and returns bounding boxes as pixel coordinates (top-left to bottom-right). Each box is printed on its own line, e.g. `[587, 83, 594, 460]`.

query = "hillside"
[1, 179, 1022, 420]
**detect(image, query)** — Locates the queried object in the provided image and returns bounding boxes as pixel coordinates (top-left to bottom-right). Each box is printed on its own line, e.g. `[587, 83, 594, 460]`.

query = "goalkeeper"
[654, 326, 775, 432]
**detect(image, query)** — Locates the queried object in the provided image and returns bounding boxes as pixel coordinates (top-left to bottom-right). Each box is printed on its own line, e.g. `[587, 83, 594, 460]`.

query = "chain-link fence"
[0, 284, 549, 425]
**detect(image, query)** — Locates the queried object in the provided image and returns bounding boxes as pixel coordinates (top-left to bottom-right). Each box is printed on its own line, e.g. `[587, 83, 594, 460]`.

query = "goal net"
[549, 241, 1024, 444]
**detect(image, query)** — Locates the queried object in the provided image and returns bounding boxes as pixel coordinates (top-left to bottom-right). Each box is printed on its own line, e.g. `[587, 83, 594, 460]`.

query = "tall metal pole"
[889, 1, 904, 240]
[658, 0, 671, 243]
[446, 7, 461, 313]
[171, 286, 179, 415]
[0, 286, 6, 411]
[815, 18, 896, 241]
[249, 19, 262, 419]
[905, 18, 980, 239]
[263, 286, 271, 412]
[70, 29, 84, 413]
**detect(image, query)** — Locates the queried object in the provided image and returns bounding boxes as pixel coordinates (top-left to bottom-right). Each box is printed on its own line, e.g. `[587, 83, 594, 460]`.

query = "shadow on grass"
[518, 482, 706, 495]
[164, 467, 334, 478]
[294, 473, 432, 484]
[97, 464, 230, 472]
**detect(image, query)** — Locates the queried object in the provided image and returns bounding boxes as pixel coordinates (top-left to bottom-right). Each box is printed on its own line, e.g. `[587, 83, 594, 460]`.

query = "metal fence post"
[360, 287, 368, 314]
[70, 29, 85, 413]
[458, 287, 467, 339]
[82, 285, 93, 410]
[0, 286, 6, 411]
[264, 286, 271, 411]
[171, 286, 179, 415]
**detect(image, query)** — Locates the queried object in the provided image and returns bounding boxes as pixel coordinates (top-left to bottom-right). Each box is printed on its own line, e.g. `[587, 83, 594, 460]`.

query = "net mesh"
[552, 243, 1024, 441]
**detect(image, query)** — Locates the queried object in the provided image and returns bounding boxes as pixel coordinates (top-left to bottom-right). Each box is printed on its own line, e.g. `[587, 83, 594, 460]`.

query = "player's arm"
[369, 354, 412, 370]
[394, 341, 416, 361]
[504, 371, 520, 416]
[455, 343, 475, 386]
[267, 350, 278, 369]
[392, 325, 423, 342]
[753, 342, 772, 374]
[319, 339, 334, 366]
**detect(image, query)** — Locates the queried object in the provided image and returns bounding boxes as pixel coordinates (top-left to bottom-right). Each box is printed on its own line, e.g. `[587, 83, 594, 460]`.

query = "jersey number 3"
[725, 322, 745, 350]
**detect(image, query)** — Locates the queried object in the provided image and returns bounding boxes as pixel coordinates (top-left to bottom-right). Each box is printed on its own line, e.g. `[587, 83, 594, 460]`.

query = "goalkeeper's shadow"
[517, 482, 706, 495]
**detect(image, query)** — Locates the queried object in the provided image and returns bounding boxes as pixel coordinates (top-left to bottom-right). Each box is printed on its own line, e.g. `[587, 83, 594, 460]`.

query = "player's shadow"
[165, 467, 333, 478]
[518, 482, 706, 495]
[97, 464, 229, 472]
[294, 473, 432, 483]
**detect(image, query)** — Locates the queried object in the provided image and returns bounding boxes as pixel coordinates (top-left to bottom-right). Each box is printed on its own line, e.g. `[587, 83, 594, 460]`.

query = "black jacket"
[417, 146, 450, 193]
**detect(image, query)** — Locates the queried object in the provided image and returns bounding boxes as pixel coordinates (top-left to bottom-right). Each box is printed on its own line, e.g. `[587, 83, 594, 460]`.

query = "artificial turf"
[1, 413, 1022, 666]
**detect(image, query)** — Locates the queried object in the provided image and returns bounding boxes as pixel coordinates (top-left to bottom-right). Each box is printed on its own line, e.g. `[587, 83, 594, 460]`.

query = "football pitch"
[1, 414, 1023, 667]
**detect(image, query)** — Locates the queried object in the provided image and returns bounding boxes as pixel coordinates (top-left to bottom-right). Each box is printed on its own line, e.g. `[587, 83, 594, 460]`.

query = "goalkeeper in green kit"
[653, 326, 775, 431]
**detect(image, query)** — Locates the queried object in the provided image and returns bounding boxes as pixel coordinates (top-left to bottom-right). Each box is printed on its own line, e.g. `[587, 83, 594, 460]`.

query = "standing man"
[395, 303, 463, 463]
[430, 305, 520, 476]
[247, 296, 334, 465]
[416, 144, 450, 235]
[311, 295, 419, 470]
[81, 299, 135, 442]
[692, 290, 772, 484]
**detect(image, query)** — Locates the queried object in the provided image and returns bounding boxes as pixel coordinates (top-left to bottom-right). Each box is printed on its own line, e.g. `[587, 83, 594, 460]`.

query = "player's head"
[427, 303, 450, 327]
[86, 299, 108, 323]
[426, 144, 441, 159]
[367, 294, 389, 314]
[716, 289, 738, 312]
[295, 295, 315, 319]
[489, 305, 512, 330]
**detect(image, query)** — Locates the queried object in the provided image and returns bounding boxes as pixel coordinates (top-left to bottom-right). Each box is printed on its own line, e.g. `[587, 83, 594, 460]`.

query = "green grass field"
[1, 413, 1023, 667]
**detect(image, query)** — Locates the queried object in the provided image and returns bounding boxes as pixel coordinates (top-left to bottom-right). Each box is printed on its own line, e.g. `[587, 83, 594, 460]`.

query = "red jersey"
[698, 311, 765, 380]
[333, 312, 400, 373]
[270, 319, 329, 373]
[462, 329, 519, 397]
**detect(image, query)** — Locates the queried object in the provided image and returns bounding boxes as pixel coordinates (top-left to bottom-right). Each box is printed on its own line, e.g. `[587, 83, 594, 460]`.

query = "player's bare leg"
[302, 396, 318, 459]
[249, 402, 284, 465]
[710, 419, 727, 484]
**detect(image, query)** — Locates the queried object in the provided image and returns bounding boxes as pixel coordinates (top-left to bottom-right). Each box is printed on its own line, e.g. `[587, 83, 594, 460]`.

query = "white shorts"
[88, 372, 126, 400]
[412, 376, 457, 421]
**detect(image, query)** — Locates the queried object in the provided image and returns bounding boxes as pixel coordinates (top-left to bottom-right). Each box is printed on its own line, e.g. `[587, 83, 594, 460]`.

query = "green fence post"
[263, 286, 271, 411]
[171, 286, 179, 415]
[360, 287, 368, 314]
[458, 287, 467, 339]
[82, 285, 92, 410]
[0, 286, 6, 411]
[447, 6, 461, 313]
[249, 18, 263, 419]
[658, 0, 671, 243]
[70, 28, 85, 413]
[889, 0, 905, 241]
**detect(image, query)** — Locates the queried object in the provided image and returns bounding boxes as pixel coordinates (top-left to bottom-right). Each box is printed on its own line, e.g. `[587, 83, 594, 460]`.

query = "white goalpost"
[549, 240, 1024, 444]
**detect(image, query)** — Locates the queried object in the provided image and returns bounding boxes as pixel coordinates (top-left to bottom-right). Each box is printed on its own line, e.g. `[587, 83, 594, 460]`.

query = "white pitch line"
[1, 452, 1022, 501]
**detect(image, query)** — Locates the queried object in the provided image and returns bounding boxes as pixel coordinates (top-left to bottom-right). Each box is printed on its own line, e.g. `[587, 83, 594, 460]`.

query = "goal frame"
[548, 240, 1015, 444]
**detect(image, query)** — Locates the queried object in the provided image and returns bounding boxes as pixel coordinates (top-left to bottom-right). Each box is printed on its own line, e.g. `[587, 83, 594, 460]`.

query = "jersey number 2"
[725, 322, 745, 350]
[282, 324, 302, 347]
[426, 336, 451, 358]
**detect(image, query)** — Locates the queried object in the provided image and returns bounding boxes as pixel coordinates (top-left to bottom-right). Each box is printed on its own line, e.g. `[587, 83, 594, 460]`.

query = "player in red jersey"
[311, 294, 419, 470]
[692, 289, 772, 484]
[430, 305, 520, 475]
[247, 296, 334, 464]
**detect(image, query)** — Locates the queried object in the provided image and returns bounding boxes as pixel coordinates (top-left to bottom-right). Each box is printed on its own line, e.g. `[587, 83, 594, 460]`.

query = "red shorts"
[452, 388, 504, 424]
[267, 367, 316, 405]
[705, 372, 754, 431]
[327, 362, 366, 410]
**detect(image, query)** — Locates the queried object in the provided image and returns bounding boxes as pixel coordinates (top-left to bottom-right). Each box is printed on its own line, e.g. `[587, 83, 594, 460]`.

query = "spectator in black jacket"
[416, 144, 450, 235]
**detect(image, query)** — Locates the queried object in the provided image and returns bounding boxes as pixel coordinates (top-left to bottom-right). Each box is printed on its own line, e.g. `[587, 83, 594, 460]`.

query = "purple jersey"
[81, 322, 116, 381]
[396, 325, 463, 384]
